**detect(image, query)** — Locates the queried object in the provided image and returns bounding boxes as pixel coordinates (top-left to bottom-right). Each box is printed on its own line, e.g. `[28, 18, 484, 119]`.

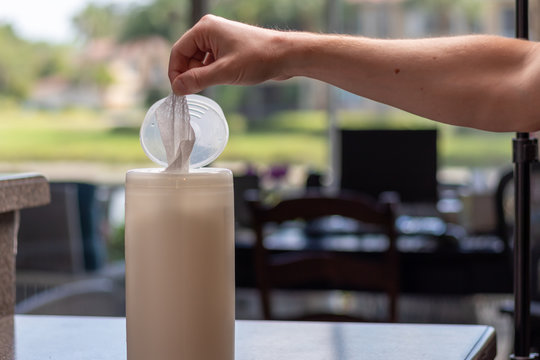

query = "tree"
[0, 24, 70, 99]
[72, 3, 126, 42]
[211, 0, 325, 31]
[119, 0, 190, 42]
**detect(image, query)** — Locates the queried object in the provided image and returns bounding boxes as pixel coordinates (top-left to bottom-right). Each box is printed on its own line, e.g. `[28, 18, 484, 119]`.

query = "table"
[0, 315, 496, 359]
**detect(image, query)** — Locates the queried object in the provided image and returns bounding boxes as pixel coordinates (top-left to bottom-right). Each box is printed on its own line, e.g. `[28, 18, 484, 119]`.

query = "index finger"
[168, 27, 213, 85]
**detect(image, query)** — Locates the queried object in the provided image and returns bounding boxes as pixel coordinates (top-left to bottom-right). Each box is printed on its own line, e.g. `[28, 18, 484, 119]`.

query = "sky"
[1, 0, 148, 43]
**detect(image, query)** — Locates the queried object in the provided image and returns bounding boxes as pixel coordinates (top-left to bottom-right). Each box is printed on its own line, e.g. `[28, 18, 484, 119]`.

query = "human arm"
[169, 15, 540, 132]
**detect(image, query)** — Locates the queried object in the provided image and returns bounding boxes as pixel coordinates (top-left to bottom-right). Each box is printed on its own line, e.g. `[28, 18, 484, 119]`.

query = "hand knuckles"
[189, 71, 202, 92]
[198, 14, 218, 29]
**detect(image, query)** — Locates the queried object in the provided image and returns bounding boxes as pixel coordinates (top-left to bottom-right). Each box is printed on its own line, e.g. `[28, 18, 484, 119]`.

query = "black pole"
[191, 0, 209, 26]
[512, 1, 539, 359]
[513, 134, 537, 359]
[190, 0, 210, 97]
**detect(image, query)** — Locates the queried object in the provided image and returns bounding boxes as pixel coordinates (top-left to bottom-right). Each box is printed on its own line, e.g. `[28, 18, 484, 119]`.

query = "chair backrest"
[248, 193, 399, 322]
[233, 174, 260, 229]
[17, 183, 85, 273]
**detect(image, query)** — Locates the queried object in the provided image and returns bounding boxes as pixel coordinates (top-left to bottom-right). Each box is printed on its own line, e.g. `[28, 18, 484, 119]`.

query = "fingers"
[168, 26, 212, 86]
[171, 61, 229, 95]
[168, 15, 225, 90]
[168, 24, 225, 94]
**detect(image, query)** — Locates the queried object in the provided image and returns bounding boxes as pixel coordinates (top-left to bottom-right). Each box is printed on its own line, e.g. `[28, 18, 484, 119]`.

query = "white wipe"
[155, 94, 195, 173]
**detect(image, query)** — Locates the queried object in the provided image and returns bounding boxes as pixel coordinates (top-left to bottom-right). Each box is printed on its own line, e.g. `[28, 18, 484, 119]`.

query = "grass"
[0, 107, 515, 170]
[225, 132, 327, 168]
[439, 129, 513, 167]
[0, 128, 144, 162]
[0, 108, 146, 163]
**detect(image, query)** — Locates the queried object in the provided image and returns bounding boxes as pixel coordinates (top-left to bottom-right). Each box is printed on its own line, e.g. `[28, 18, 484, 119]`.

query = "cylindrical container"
[125, 167, 235, 360]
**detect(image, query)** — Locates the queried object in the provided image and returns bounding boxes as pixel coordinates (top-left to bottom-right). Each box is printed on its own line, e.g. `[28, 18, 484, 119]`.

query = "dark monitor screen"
[340, 129, 438, 203]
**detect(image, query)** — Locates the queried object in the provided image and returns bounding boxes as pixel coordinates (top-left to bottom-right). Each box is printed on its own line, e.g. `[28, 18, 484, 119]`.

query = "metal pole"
[326, 0, 341, 191]
[513, 134, 537, 359]
[191, 0, 210, 96]
[191, 0, 209, 26]
[512, 1, 539, 358]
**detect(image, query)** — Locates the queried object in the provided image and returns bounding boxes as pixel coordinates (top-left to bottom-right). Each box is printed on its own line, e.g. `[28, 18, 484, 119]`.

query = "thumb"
[171, 63, 226, 95]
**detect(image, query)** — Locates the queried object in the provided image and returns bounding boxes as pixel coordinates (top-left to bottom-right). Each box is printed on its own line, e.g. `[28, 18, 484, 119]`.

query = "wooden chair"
[247, 192, 399, 322]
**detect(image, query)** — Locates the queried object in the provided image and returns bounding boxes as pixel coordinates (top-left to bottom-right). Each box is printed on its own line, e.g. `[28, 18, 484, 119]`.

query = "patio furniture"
[247, 193, 399, 322]
[0, 315, 497, 359]
[17, 182, 107, 274]
[0, 173, 497, 360]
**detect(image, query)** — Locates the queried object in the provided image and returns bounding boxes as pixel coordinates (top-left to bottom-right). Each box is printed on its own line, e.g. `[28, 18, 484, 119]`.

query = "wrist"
[269, 31, 318, 80]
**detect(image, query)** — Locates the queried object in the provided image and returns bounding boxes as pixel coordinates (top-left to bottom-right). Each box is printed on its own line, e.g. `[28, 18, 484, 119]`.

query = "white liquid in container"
[125, 167, 235, 360]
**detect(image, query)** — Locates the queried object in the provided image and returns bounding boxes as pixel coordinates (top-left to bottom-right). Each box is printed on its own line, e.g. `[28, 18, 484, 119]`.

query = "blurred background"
[3, 0, 540, 358]
[2, 0, 534, 245]
[1, 0, 532, 178]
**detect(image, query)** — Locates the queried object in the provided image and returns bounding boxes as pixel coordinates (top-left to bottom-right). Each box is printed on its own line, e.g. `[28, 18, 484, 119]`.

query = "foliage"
[438, 124, 513, 167]
[0, 25, 34, 97]
[0, 24, 72, 98]
[70, 63, 113, 88]
[213, 85, 247, 114]
[119, 0, 190, 42]
[211, 0, 326, 31]
[226, 113, 248, 134]
[108, 224, 125, 262]
[252, 110, 327, 134]
[144, 87, 170, 108]
[224, 132, 327, 168]
[72, 3, 126, 42]
[71, 0, 328, 43]
[339, 110, 437, 129]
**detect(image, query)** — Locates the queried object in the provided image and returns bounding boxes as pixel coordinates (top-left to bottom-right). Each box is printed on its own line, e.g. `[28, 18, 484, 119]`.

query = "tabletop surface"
[0, 315, 495, 360]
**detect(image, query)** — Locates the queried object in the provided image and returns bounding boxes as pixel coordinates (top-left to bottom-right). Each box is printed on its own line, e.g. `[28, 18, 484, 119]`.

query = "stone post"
[0, 174, 49, 317]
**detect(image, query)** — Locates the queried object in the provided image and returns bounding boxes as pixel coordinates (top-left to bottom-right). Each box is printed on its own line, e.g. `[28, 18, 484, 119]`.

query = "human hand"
[169, 15, 291, 95]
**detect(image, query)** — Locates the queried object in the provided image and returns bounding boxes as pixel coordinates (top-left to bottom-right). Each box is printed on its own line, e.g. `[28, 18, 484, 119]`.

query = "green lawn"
[225, 133, 326, 168]
[439, 130, 513, 167]
[0, 108, 145, 163]
[0, 107, 515, 169]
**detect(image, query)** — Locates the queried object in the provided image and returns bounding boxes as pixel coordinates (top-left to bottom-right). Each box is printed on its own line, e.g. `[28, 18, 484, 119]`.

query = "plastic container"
[125, 167, 235, 360]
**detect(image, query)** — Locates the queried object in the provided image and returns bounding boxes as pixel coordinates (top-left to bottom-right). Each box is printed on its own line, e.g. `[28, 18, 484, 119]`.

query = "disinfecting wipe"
[155, 94, 195, 172]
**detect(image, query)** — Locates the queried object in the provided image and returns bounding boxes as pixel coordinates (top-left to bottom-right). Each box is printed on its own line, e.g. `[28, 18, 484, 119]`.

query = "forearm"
[278, 33, 540, 132]
[170, 16, 540, 132]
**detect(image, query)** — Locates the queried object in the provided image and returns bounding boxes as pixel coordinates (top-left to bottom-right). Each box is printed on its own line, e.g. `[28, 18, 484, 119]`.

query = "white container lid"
[140, 94, 229, 168]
